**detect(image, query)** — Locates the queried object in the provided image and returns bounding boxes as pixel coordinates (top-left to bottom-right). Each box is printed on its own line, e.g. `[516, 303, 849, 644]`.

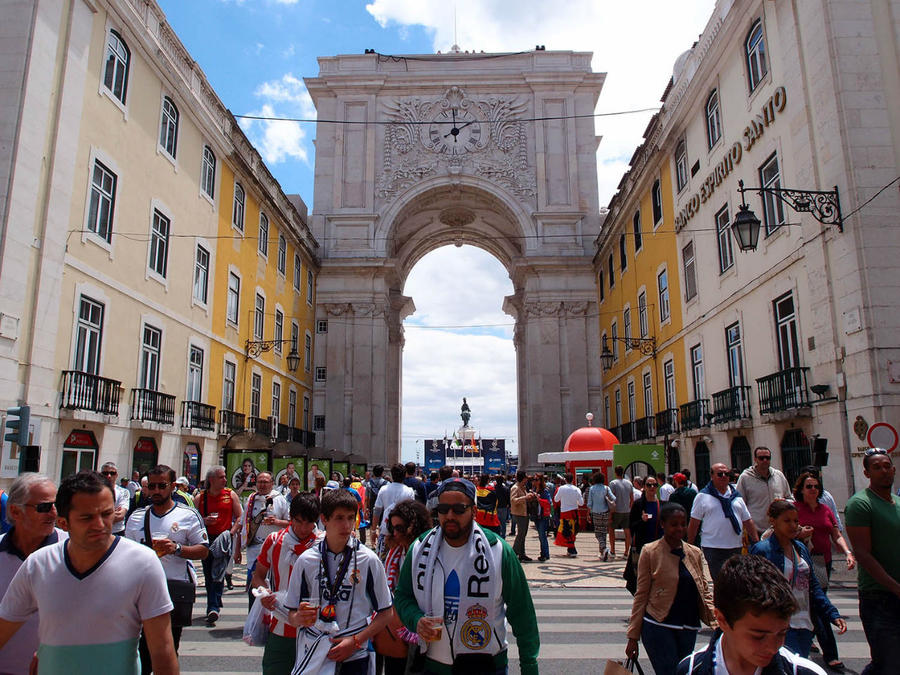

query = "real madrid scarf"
[411, 524, 502, 659]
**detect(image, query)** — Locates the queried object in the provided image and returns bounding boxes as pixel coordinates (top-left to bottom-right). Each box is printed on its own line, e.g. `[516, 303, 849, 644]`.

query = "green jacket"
[393, 526, 540, 675]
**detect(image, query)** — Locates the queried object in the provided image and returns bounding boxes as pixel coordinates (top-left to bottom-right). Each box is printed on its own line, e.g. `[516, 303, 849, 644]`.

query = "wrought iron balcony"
[181, 401, 216, 431]
[756, 367, 811, 414]
[248, 416, 271, 437]
[679, 399, 711, 431]
[618, 421, 635, 444]
[655, 408, 679, 436]
[276, 423, 292, 443]
[711, 386, 752, 424]
[218, 410, 245, 436]
[635, 416, 655, 441]
[131, 388, 176, 425]
[60, 370, 122, 416]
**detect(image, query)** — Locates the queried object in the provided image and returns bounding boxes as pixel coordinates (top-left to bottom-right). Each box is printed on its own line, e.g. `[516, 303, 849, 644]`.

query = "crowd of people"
[0, 448, 896, 675]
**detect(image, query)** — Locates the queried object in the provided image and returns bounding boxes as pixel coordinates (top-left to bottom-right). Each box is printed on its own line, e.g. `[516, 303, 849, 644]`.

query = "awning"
[537, 450, 614, 463]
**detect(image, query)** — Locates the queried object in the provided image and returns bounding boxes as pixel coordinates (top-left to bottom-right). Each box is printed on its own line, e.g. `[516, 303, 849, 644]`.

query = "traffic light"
[4, 405, 30, 446]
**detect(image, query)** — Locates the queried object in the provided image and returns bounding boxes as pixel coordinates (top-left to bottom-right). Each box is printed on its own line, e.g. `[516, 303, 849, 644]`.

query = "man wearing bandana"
[394, 478, 540, 674]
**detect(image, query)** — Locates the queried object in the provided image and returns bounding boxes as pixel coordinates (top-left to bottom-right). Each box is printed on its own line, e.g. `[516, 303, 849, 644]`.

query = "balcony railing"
[276, 423, 292, 443]
[655, 408, 679, 436]
[680, 399, 711, 431]
[218, 410, 245, 436]
[635, 416, 655, 441]
[131, 388, 176, 425]
[618, 422, 635, 444]
[181, 401, 216, 431]
[711, 386, 751, 424]
[757, 367, 811, 414]
[248, 416, 271, 437]
[60, 370, 122, 416]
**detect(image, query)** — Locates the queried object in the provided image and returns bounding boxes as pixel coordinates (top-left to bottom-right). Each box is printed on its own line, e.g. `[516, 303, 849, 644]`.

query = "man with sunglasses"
[688, 463, 758, 580]
[101, 462, 132, 536]
[394, 477, 540, 674]
[736, 447, 792, 533]
[0, 473, 66, 673]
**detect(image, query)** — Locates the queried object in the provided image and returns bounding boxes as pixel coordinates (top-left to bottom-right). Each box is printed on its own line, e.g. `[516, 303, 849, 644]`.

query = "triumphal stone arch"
[305, 50, 606, 467]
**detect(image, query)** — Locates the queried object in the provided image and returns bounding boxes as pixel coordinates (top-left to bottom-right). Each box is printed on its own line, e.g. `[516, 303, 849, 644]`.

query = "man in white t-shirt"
[100, 462, 131, 535]
[372, 464, 415, 555]
[0, 470, 176, 674]
[126, 464, 209, 672]
[235, 472, 289, 608]
[554, 473, 585, 557]
[687, 463, 759, 580]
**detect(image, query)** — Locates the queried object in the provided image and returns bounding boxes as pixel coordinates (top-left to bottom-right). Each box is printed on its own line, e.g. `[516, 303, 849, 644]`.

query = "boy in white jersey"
[0, 470, 177, 674]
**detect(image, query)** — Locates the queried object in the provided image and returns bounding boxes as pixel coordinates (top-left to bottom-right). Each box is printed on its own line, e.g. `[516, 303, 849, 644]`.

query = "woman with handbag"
[532, 474, 552, 562]
[587, 471, 615, 561]
[625, 502, 716, 675]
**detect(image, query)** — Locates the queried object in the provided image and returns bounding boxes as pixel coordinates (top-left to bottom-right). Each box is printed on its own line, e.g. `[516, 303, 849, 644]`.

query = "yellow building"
[595, 113, 689, 473]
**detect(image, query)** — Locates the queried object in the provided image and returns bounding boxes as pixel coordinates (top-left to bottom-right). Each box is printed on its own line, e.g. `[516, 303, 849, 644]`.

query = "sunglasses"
[147, 482, 169, 490]
[25, 501, 56, 513]
[645, 483, 658, 488]
[865, 448, 888, 457]
[100, 470, 117, 476]
[756, 456, 771, 461]
[714, 471, 729, 477]
[436, 503, 472, 515]
[388, 522, 409, 534]
[804, 484, 820, 490]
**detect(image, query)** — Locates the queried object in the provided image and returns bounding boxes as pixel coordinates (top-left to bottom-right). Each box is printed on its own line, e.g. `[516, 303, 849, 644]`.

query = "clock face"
[426, 108, 483, 155]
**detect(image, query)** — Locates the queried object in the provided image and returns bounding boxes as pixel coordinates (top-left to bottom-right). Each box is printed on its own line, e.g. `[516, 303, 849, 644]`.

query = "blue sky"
[157, 0, 716, 463]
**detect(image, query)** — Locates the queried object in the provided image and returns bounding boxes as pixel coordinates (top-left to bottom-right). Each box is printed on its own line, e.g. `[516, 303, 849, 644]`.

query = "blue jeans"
[859, 590, 900, 674]
[640, 620, 698, 675]
[497, 507, 510, 538]
[534, 517, 550, 559]
[201, 553, 223, 613]
[784, 628, 814, 658]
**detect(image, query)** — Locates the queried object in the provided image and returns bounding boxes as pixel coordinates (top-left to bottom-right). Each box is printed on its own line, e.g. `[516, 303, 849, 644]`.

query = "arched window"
[232, 183, 245, 231]
[694, 441, 711, 483]
[746, 20, 768, 91]
[159, 97, 179, 158]
[675, 139, 688, 191]
[103, 30, 130, 104]
[201, 146, 216, 198]
[730, 436, 752, 472]
[706, 89, 721, 148]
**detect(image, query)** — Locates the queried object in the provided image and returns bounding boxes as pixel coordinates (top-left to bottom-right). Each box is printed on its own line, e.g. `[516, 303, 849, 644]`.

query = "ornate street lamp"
[245, 339, 301, 373]
[600, 335, 656, 372]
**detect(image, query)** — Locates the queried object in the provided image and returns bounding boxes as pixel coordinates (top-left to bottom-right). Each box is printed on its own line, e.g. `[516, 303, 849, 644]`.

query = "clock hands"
[443, 116, 477, 141]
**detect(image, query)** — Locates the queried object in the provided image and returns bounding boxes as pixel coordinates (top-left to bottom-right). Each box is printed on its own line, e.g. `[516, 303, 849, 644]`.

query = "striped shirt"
[256, 527, 320, 637]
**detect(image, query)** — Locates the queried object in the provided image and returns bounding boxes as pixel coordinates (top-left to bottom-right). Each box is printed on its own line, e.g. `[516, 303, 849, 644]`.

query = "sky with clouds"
[158, 0, 716, 464]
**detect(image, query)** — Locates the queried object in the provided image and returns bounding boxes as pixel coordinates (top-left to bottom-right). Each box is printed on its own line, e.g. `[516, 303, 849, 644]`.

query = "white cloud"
[239, 74, 317, 165]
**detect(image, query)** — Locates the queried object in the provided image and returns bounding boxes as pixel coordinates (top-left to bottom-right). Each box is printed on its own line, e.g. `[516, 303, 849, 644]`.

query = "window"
[306, 270, 314, 303]
[232, 183, 245, 232]
[274, 309, 283, 353]
[139, 325, 161, 390]
[599, 270, 605, 301]
[604, 395, 610, 428]
[611, 321, 619, 361]
[746, 20, 768, 91]
[315, 367, 327, 382]
[254, 294, 265, 340]
[291, 322, 299, 351]
[187, 346, 203, 401]
[632, 211, 642, 251]
[288, 389, 297, 427]
[305, 334, 312, 372]
[222, 361, 236, 410]
[103, 30, 130, 104]
[643, 372, 653, 417]
[638, 291, 648, 338]
[774, 292, 800, 370]
[87, 160, 116, 243]
[608, 255, 615, 288]
[651, 179, 663, 225]
[74, 296, 104, 374]
[619, 233, 628, 270]
[759, 153, 785, 235]
[726, 322, 745, 388]
[623, 308, 632, 349]
[657, 269, 670, 323]
[615, 389, 622, 426]
[294, 254, 302, 290]
[664, 359, 676, 409]
[682, 241, 697, 301]
[258, 213, 269, 256]
[201, 146, 216, 199]
[675, 140, 688, 192]
[278, 235, 286, 274]
[316, 320, 328, 334]
[706, 89, 722, 148]
[250, 373, 261, 418]
[627, 381, 636, 421]
[716, 205, 734, 273]
[313, 415, 326, 431]
[193, 245, 209, 304]
[159, 97, 179, 158]
[271, 382, 281, 422]
[149, 209, 170, 278]
[690, 344, 705, 399]
[303, 395, 310, 431]
[226, 273, 240, 325]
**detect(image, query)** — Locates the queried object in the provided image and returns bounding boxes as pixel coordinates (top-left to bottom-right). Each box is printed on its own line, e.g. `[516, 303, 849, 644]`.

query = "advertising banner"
[424, 440, 446, 473]
[331, 461, 349, 483]
[483, 439, 505, 474]
[272, 457, 305, 490]
[225, 450, 270, 498]
[351, 463, 367, 479]
[306, 458, 330, 490]
[613, 444, 665, 478]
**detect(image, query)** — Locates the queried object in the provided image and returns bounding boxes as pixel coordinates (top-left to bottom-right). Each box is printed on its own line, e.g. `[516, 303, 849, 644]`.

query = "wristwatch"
[174, 542, 183, 557]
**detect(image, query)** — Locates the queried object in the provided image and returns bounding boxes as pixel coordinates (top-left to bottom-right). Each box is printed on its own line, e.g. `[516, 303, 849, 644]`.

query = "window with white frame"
[675, 139, 688, 192]
[638, 291, 648, 338]
[608, 254, 615, 288]
[619, 233, 628, 271]
[103, 30, 130, 105]
[652, 179, 663, 225]
[313, 415, 325, 431]
[643, 372, 653, 417]
[746, 20, 768, 92]
[294, 254, 302, 290]
[599, 270, 605, 302]
[315, 366, 326, 382]
[250, 373, 261, 418]
[227, 272, 240, 325]
[201, 146, 216, 199]
[274, 309, 283, 353]
[149, 210, 170, 278]
[74, 296, 104, 374]
[291, 322, 299, 351]
[664, 359, 677, 409]
[615, 389, 622, 426]
[288, 389, 297, 427]
[139, 324, 161, 390]
[657, 269, 670, 323]
[716, 205, 734, 273]
[316, 320, 328, 334]
[633, 210, 642, 251]
[690, 344, 705, 400]
[303, 395, 310, 430]
[278, 235, 286, 275]
[258, 213, 269, 256]
[759, 153, 785, 236]
[774, 291, 800, 370]
[682, 241, 697, 301]
[604, 395, 610, 428]
[623, 307, 632, 349]
[222, 361, 236, 410]
[271, 382, 281, 422]
[187, 346, 203, 402]
[254, 293, 265, 340]
[87, 160, 116, 243]
[611, 321, 619, 361]
[232, 183, 245, 232]
[304, 333, 312, 372]
[726, 322, 745, 388]
[159, 97, 179, 159]
[706, 89, 722, 148]
[193, 244, 209, 304]
[306, 270, 314, 303]
[627, 381, 636, 421]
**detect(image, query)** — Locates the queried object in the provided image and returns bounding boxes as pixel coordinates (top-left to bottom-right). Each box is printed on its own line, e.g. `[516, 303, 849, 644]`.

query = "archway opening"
[400, 244, 517, 471]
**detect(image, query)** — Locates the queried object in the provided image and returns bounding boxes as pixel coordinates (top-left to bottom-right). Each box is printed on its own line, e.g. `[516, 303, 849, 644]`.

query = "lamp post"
[600, 335, 657, 371]
[245, 339, 301, 373]
[732, 179, 843, 252]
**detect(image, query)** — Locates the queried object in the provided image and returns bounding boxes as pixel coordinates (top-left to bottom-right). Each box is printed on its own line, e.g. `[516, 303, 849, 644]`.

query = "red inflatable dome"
[563, 425, 619, 453]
